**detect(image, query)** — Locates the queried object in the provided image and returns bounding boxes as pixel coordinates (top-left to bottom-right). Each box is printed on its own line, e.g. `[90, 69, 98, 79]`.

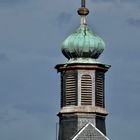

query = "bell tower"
[55, 0, 110, 140]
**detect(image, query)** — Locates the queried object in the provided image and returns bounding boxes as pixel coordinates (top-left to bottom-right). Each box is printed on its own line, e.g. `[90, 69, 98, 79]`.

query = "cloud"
[126, 18, 140, 27]
[57, 12, 72, 25]
[13, 103, 48, 115]
[0, 108, 21, 125]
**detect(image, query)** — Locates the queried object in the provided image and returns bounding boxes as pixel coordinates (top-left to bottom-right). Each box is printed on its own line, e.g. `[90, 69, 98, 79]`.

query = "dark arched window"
[81, 74, 92, 105]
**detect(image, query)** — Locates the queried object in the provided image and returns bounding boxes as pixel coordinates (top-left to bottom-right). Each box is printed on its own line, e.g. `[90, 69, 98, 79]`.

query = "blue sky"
[0, 0, 140, 140]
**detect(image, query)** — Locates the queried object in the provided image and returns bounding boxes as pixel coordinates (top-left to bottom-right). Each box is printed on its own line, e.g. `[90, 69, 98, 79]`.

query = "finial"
[78, 0, 89, 16]
[78, 0, 89, 25]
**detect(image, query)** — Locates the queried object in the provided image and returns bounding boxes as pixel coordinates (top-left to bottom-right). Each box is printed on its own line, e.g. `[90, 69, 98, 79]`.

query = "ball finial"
[77, 0, 89, 25]
[78, 0, 89, 16]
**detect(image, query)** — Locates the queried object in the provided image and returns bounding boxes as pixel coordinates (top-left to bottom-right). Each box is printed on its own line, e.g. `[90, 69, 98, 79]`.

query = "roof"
[71, 122, 110, 140]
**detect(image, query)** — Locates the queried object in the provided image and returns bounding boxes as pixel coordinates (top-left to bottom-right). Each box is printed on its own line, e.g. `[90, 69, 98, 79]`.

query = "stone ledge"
[58, 106, 108, 116]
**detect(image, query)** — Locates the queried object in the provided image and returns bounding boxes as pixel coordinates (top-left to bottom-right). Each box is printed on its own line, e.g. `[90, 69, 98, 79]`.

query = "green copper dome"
[61, 24, 105, 63]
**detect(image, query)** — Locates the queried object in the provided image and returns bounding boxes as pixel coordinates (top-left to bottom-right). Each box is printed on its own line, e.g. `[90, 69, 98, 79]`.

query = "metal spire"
[81, 0, 86, 7]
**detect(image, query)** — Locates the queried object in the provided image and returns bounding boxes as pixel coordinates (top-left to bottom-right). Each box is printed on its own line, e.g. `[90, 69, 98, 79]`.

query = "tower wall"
[55, 64, 110, 140]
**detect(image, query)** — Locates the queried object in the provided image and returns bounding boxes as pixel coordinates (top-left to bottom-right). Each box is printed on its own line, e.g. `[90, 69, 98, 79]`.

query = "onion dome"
[61, 0, 105, 64]
[62, 25, 105, 63]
